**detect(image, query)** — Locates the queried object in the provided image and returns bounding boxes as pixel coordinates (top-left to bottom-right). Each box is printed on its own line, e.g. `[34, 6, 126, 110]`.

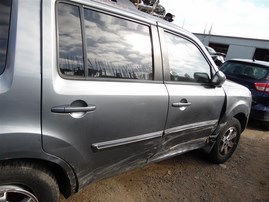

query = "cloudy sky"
[161, 0, 269, 40]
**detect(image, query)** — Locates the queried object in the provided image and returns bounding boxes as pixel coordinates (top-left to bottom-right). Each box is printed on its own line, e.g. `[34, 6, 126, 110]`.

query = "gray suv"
[0, 0, 251, 201]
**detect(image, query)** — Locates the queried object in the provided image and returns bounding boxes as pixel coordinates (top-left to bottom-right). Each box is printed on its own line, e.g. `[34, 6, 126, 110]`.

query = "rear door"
[156, 28, 225, 156]
[42, 1, 168, 184]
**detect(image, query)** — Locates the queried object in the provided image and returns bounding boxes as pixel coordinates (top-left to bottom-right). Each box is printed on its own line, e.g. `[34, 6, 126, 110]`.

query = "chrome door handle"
[172, 102, 191, 107]
[172, 98, 191, 111]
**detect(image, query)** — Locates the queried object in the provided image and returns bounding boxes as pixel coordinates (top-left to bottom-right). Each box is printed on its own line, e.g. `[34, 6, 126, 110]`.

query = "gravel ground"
[61, 120, 269, 202]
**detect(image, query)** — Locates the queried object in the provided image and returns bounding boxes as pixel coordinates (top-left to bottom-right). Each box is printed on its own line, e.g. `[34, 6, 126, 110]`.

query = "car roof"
[227, 59, 269, 68]
[79, 0, 193, 37]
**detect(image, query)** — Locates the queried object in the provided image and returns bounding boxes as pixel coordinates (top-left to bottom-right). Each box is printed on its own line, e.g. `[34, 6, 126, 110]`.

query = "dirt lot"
[61, 120, 269, 202]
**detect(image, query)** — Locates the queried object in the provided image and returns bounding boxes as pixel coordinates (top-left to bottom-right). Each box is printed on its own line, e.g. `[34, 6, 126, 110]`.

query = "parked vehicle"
[0, 0, 251, 201]
[205, 46, 226, 67]
[220, 59, 269, 130]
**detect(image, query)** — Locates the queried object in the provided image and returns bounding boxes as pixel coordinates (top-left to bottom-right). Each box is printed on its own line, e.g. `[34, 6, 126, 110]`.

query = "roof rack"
[130, 0, 174, 22]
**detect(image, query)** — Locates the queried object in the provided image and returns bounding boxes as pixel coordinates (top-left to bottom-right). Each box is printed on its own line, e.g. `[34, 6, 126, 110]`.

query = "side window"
[57, 3, 153, 80]
[164, 32, 211, 83]
[84, 9, 153, 80]
[0, 0, 12, 75]
[58, 3, 84, 77]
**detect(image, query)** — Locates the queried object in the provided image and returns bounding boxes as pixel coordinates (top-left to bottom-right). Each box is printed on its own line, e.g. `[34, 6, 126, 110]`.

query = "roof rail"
[130, 0, 175, 22]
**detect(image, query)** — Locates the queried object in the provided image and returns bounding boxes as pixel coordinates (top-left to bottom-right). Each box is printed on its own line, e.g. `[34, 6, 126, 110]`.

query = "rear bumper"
[250, 104, 269, 122]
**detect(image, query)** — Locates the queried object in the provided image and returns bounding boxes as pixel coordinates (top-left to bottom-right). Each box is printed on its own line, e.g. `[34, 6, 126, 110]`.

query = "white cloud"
[161, 0, 269, 39]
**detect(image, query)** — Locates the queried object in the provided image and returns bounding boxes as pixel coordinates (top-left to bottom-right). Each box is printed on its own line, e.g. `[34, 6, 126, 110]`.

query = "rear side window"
[0, 0, 11, 75]
[58, 4, 84, 77]
[57, 3, 153, 80]
[221, 62, 269, 80]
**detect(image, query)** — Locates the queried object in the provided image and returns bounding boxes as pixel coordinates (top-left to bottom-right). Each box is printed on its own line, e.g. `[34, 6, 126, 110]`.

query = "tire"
[0, 161, 59, 202]
[209, 118, 241, 164]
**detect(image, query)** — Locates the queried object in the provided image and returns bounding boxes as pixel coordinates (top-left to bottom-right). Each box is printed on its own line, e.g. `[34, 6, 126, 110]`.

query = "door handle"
[51, 100, 96, 114]
[51, 105, 96, 113]
[172, 98, 191, 110]
[172, 102, 191, 107]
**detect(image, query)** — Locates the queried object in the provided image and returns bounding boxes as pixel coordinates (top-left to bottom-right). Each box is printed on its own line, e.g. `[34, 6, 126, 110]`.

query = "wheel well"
[0, 159, 75, 198]
[234, 113, 248, 132]
[40, 159, 74, 198]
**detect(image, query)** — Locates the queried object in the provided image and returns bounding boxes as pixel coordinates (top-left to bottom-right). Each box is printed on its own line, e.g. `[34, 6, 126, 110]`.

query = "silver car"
[0, 0, 251, 201]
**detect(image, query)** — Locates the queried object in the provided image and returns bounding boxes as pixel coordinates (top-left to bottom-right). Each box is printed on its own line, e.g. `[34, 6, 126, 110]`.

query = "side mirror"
[211, 71, 226, 87]
[194, 72, 210, 83]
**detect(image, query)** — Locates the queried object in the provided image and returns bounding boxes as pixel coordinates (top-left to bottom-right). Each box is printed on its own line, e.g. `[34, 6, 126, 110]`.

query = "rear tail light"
[255, 82, 269, 93]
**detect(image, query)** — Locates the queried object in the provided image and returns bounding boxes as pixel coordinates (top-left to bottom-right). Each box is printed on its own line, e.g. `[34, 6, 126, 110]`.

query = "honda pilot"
[0, 0, 251, 201]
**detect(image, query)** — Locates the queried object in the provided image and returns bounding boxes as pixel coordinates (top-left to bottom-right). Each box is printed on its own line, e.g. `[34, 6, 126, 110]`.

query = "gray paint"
[0, 0, 251, 199]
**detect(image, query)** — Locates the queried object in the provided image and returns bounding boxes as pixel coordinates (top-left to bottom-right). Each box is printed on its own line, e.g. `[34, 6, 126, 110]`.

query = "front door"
[155, 29, 225, 158]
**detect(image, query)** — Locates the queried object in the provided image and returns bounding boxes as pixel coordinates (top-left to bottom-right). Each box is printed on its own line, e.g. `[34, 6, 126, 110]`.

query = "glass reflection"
[165, 33, 211, 82]
[84, 9, 153, 80]
[58, 3, 84, 77]
[0, 0, 11, 74]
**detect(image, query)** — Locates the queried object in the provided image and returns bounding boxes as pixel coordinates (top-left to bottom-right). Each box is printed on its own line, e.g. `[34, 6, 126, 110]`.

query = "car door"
[154, 28, 225, 158]
[41, 2, 168, 185]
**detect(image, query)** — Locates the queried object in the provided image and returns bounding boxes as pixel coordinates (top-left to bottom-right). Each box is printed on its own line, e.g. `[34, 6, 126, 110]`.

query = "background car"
[220, 59, 269, 130]
[205, 46, 226, 67]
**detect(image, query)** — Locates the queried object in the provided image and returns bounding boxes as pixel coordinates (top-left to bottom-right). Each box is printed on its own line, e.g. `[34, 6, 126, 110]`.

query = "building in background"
[195, 33, 269, 62]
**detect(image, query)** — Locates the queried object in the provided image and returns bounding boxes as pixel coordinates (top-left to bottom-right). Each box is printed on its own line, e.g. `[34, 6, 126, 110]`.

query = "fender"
[0, 132, 77, 196]
[220, 80, 252, 128]
[203, 80, 252, 153]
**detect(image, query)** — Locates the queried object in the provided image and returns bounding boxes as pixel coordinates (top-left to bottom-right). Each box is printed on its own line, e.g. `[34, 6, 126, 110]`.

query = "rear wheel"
[209, 118, 241, 163]
[0, 161, 59, 202]
[0, 185, 39, 202]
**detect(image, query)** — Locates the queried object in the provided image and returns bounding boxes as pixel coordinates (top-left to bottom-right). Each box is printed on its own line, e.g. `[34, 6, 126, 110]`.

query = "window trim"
[56, 1, 156, 83]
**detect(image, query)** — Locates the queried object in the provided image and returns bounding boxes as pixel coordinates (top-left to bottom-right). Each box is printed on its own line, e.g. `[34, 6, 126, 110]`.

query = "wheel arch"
[234, 112, 248, 133]
[0, 158, 77, 198]
[224, 104, 250, 133]
[203, 102, 250, 153]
